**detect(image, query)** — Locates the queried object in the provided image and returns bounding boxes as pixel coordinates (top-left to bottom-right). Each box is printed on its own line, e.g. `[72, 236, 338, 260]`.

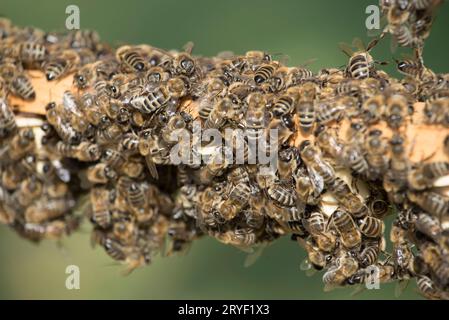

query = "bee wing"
[299, 58, 317, 68]
[352, 38, 366, 51]
[338, 42, 353, 57]
[389, 36, 399, 54]
[323, 283, 339, 292]
[296, 199, 306, 218]
[300, 258, 318, 277]
[145, 154, 159, 180]
[278, 54, 290, 66]
[350, 284, 367, 296]
[72, 193, 92, 217]
[305, 268, 317, 277]
[300, 257, 312, 271]
[232, 244, 254, 254]
[244, 243, 268, 268]
[394, 279, 410, 298]
[301, 216, 312, 234]
[183, 41, 195, 54]
[307, 166, 325, 196]
[216, 51, 235, 60]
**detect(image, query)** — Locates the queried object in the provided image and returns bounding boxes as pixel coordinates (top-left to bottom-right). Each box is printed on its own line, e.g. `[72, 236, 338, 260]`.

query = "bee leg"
[145, 154, 159, 180]
[420, 150, 437, 163]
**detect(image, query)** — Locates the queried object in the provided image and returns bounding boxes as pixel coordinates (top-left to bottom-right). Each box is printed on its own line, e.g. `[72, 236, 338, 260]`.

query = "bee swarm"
[1, 0, 449, 298]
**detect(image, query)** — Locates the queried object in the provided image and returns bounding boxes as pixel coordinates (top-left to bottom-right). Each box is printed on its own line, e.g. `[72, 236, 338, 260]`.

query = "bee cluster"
[1, 0, 449, 298]
[0, 99, 79, 241]
[379, 0, 443, 50]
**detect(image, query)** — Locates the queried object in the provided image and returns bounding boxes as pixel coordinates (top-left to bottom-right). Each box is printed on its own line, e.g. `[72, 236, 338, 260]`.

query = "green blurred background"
[1, 0, 448, 300]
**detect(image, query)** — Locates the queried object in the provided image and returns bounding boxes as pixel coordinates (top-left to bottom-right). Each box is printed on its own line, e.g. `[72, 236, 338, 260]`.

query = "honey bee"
[270, 87, 300, 118]
[331, 209, 362, 249]
[315, 100, 345, 125]
[24, 196, 75, 224]
[87, 163, 117, 184]
[56, 141, 101, 162]
[358, 239, 381, 267]
[347, 262, 396, 286]
[314, 125, 343, 160]
[358, 216, 384, 238]
[416, 275, 447, 300]
[67, 29, 100, 50]
[244, 208, 265, 230]
[113, 219, 137, 245]
[116, 45, 147, 72]
[2, 128, 35, 161]
[146, 66, 170, 86]
[42, 49, 80, 81]
[218, 180, 251, 221]
[254, 62, 278, 85]
[299, 140, 336, 186]
[296, 237, 330, 271]
[171, 42, 199, 78]
[318, 68, 345, 87]
[266, 182, 296, 207]
[419, 241, 449, 288]
[266, 115, 295, 146]
[9, 72, 35, 100]
[329, 177, 368, 218]
[90, 188, 112, 228]
[119, 132, 140, 155]
[198, 147, 230, 184]
[166, 76, 190, 100]
[423, 98, 449, 125]
[244, 50, 272, 68]
[0, 18, 12, 39]
[365, 129, 389, 179]
[323, 252, 359, 291]
[384, 134, 410, 203]
[102, 148, 126, 168]
[342, 144, 369, 177]
[14, 176, 43, 207]
[297, 99, 315, 134]
[303, 211, 336, 252]
[277, 147, 300, 181]
[117, 179, 149, 219]
[129, 86, 170, 114]
[16, 41, 47, 65]
[368, 197, 390, 219]
[175, 184, 198, 218]
[245, 92, 267, 142]
[269, 66, 289, 92]
[339, 38, 381, 80]
[73, 63, 96, 89]
[102, 237, 126, 261]
[407, 191, 449, 219]
[408, 162, 449, 190]
[361, 95, 385, 124]
[293, 166, 321, 205]
[204, 97, 232, 129]
[214, 228, 258, 249]
[415, 212, 442, 243]
[385, 94, 411, 129]
[138, 130, 171, 177]
[335, 79, 361, 97]
[56, 122, 82, 145]
[20, 218, 78, 241]
[160, 114, 187, 145]
[392, 24, 421, 48]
